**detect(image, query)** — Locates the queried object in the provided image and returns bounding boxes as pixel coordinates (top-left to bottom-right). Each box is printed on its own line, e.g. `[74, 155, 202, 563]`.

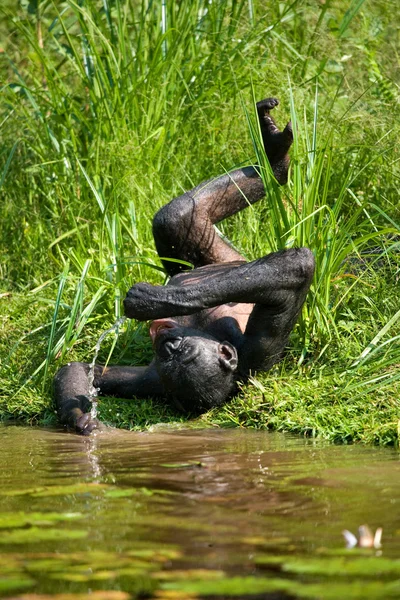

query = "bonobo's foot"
[256, 97, 280, 113]
[256, 97, 293, 185]
[75, 412, 102, 436]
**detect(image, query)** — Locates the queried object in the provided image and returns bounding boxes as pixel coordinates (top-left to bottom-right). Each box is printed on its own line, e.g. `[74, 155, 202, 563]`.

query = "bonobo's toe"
[284, 121, 293, 135]
[76, 412, 101, 436]
[283, 121, 293, 142]
[256, 97, 279, 112]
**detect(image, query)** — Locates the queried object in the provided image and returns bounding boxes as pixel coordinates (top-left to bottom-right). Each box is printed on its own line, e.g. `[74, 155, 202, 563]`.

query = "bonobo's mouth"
[149, 319, 178, 345]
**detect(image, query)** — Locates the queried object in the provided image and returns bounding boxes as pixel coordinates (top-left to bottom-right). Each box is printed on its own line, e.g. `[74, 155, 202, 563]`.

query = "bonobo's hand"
[75, 412, 102, 436]
[124, 282, 194, 320]
[124, 283, 176, 320]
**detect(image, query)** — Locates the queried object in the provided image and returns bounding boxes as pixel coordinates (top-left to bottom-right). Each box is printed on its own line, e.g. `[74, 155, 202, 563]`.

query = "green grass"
[0, 0, 399, 443]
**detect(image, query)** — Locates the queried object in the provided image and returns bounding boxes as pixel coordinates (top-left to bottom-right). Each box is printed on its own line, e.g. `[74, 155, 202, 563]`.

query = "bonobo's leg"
[257, 98, 293, 186]
[153, 98, 292, 276]
[54, 362, 162, 434]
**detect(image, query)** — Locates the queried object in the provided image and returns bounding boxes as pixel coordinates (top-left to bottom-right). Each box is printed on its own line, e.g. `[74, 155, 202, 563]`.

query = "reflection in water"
[0, 425, 399, 598]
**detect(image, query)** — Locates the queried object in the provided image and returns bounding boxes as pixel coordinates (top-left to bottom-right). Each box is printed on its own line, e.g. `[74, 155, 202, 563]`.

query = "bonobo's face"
[150, 319, 238, 414]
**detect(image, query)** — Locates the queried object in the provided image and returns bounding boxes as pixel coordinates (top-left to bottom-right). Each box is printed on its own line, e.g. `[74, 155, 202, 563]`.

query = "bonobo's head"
[150, 319, 238, 414]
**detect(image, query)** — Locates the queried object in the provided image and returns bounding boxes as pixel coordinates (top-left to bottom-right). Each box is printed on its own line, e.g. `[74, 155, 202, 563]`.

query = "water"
[1, 425, 400, 599]
[87, 316, 126, 420]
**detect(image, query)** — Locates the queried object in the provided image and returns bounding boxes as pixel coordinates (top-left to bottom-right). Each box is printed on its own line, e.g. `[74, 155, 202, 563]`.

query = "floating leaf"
[161, 575, 295, 595]
[47, 571, 116, 583]
[0, 527, 87, 544]
[26, 557, 77, 573]
[127, 549, 181, 562]
[255, 555, 400, 577]
[13, 592, 130, 600]
[0, 512, 83, 529]
[155, 569, 225, 581]
[0, 576, 35, 592]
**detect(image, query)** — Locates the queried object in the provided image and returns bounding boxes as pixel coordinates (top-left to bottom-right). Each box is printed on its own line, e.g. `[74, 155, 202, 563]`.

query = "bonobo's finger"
[75, 412, 101, 436]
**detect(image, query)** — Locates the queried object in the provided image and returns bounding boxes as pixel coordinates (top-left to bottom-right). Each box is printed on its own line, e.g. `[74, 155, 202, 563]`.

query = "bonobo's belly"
[171, 302, 253, 346]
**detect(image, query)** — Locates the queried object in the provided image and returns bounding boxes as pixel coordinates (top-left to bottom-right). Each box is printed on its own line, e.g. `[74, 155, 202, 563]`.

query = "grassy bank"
[1, 0, 399, 443]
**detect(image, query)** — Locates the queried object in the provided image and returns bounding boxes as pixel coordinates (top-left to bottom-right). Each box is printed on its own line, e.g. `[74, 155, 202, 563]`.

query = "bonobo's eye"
[218, 342, 238, 372]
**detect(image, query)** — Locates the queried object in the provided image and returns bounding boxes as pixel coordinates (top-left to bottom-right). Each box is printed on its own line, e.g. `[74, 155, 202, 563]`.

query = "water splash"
[84, 436, 103, 481]
[88, 316, 127, 420]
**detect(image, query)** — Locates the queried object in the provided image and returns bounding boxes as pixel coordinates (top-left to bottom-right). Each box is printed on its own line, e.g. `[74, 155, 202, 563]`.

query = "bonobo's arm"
[124, 249, 314, 320]
[54, 361, 162, 434]
[124, 248, 314, 374]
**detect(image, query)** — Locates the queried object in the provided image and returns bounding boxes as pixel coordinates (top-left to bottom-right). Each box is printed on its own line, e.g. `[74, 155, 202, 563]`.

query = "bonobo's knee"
[296, 247, 315, 284]
[152, 194, 197, 273]
[153, 194, 195, 242]
[273, 247, 315, 288]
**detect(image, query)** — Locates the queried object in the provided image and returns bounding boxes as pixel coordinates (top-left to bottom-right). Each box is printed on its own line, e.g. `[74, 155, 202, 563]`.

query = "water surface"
[1, 424, 400, 599]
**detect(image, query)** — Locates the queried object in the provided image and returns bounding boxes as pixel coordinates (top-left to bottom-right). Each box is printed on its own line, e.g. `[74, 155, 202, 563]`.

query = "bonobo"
[54, 97, 315, 434]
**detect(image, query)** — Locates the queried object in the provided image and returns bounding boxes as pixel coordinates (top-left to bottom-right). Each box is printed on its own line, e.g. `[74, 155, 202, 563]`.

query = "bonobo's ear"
[218, 342, 238, 372]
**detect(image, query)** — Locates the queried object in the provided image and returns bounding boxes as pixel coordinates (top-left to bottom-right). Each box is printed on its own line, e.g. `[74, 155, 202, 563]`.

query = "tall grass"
[0, 0, 399, 431]
[245, 83, 399, 364]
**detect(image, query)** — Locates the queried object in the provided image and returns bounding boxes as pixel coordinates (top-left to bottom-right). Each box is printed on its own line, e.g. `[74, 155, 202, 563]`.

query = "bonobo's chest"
[173, 302, 253, 346]
[168, 264, 253, 344]
[197, 302, 252, 331]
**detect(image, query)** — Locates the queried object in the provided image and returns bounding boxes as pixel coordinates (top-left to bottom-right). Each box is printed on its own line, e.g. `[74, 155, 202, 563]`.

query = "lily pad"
[127, 548, 181, 561]
[161, 575, 295, 595]
[47, 570, 117, 583]
[0, 527, 87, 544]
[255, 555, 400, 577]
[12, 593, 130, 600]
[0, 575, 35, 592]
[155, 569, 225, 581]
[295, 580, 400, 600]
[161, 575, 400, 599]
[0, 512, 82, 529]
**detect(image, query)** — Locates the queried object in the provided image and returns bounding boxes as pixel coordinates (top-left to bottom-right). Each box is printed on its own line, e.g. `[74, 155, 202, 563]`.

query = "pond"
[1, 424, 400, 599]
